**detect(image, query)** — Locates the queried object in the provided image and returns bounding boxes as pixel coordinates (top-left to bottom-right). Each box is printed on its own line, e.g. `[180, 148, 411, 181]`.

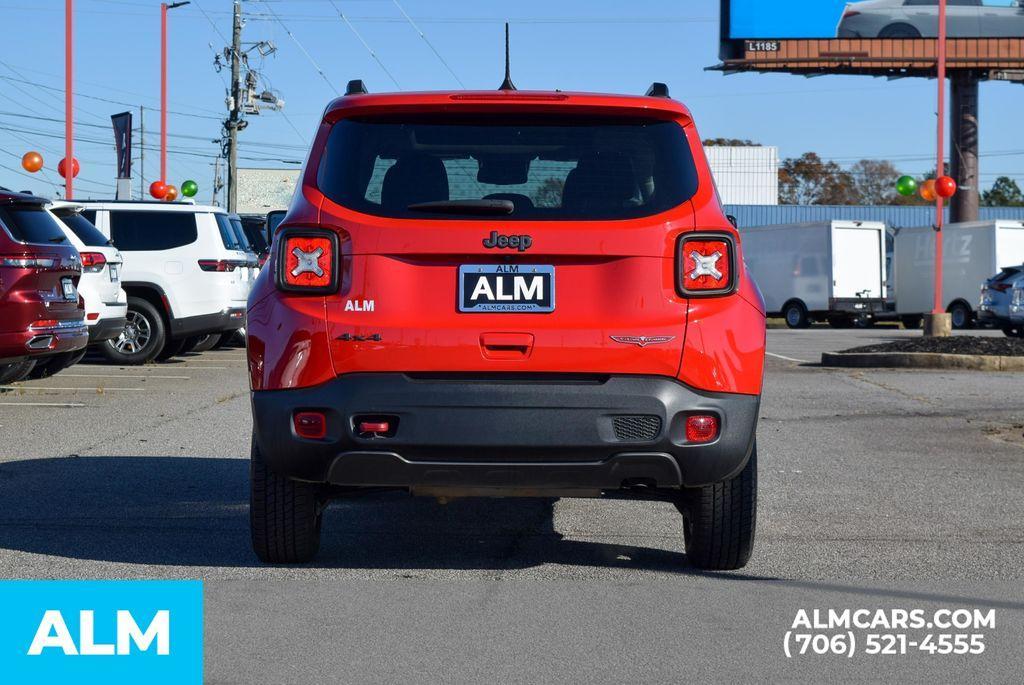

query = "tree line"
[702, 140, 1024, 206]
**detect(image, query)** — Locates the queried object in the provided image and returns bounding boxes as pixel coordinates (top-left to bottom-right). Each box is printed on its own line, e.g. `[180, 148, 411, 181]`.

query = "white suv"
[78, 201, 253, 364]
[46, 202, 127, 367]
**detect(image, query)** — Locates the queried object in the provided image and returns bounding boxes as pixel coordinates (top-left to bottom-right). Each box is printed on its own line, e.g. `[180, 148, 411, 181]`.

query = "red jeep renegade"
[248, 83, 766, 569]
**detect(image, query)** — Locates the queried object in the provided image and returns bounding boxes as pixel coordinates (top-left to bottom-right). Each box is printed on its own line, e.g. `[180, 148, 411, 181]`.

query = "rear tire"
[190, 333, 220, 353]
[28, 349, 87, 379]
[211, 332, 234, 350]
[100, 297, 166, 365]
[783, 301, 810, 329]
[0, 360, 36, 384]
[879, 23, 921, 38]
[948, 302, 973, 330]
[156, 336, 194, 361]
[900, 315, 923, 330]
[250, 435, 323, 563]
[677, 444, 757, 571]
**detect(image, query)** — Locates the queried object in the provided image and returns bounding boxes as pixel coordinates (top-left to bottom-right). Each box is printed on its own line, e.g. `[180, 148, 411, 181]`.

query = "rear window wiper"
[407, 199, 514, 216]
[48, 236, 66, 243]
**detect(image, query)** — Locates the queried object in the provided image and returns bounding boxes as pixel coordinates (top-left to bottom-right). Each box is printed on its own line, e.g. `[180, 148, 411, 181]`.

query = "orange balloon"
[163, 185, 179, 201]
[21, 151, 43, 173]
[919, 179, 937, 202]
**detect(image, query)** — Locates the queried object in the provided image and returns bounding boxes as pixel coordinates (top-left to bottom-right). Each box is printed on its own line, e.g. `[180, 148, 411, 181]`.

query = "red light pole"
[925, 0, 951, 336]
[65, 0, 73, 199]
[160, 2, 190, 191]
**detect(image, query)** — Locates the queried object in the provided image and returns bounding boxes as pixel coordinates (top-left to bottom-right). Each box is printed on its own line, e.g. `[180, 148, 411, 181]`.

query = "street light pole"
[65, 0, 73, 199]
[160, 1, 190, 191]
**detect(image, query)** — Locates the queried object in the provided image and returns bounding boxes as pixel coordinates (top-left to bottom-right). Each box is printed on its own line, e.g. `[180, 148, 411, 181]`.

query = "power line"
[256, 0, 340, 95]
[391, 0, 465, 88]
[328, 0, 401, 90]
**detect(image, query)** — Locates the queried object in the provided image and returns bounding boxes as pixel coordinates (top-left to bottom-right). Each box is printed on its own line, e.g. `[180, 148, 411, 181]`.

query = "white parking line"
[0, 401, 85, 407]
[60, 374, 191, 380]
[766, 351, 810, 364]
[0, 386, 144, 392]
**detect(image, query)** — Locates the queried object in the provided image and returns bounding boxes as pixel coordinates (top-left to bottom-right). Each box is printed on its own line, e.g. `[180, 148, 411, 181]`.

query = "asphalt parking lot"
[1, 329, 1022, 682]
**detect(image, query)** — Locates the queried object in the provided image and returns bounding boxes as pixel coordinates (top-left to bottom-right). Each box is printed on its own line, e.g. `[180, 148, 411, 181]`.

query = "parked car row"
[741, 218, 1024, 334]
[0, 189, 266, 382]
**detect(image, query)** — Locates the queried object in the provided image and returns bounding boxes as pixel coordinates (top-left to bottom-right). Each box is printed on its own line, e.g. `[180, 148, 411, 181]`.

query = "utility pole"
[950, 71, 979, 224]
[139, 105, 144, 199]
[227, 0, 242, 213]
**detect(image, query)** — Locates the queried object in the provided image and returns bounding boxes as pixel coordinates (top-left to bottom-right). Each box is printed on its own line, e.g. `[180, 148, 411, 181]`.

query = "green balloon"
[181, 179, 199, 197]
[895, 175, 917, 197]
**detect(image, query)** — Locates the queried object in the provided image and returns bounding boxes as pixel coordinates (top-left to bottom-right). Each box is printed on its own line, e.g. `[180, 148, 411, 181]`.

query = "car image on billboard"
[727, 0, 1024, 39]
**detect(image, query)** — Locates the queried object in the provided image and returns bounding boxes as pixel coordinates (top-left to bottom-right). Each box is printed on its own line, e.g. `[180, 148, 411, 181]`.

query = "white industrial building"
[705, 145, 779, 206]
[236, 145, 780, 213]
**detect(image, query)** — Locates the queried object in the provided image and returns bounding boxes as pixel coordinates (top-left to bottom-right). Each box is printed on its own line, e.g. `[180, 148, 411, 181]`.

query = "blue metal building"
[724, 204, 1023, 229]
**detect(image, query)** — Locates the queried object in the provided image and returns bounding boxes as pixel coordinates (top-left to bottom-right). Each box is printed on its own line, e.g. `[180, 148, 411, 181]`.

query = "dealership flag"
[110, 111, 132, 179]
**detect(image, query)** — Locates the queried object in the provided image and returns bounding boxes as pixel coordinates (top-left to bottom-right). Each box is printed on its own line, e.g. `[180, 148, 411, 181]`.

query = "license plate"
[109, 264, 119, 282]
[459, 264, 554, 313]
[61, 277, 77, 301]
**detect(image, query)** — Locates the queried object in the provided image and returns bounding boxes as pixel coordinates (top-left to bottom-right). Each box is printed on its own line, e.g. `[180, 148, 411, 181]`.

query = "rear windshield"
[109, 210, 198, 251]
[58, 211, 110, 247]
[230, 217, 254, 251]
[239, 216, 269, 252]
[0, 205, 68, 244]
[317, 114, 699, 220]
[215, 213, 243, 250]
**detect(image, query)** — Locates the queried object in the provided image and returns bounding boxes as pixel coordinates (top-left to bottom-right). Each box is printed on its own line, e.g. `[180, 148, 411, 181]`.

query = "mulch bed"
[841, 336, 1024, 357]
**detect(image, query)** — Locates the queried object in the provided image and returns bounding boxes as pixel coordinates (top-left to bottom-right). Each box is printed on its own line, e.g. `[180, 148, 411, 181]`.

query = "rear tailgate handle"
[480, 332, 534, 360]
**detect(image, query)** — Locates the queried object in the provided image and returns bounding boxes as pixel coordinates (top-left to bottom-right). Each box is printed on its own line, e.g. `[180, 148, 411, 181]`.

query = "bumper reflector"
[685, 415, 719, 443]
[294, 411, 327, 440]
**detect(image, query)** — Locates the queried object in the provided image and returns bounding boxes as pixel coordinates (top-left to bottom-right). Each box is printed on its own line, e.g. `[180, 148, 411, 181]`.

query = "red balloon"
[935, 175, 957, 198]
[21, 151, 43, 173]
[57, 157, 80, 179]
[149, 181, 168, 199]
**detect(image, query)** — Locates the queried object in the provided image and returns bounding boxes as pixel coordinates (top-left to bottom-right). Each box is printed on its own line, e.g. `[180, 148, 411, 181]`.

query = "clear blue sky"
[1, 0, 1022, 201]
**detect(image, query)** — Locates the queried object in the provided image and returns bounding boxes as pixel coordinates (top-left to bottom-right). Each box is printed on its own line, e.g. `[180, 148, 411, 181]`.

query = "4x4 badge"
[610, 335, 675, 348]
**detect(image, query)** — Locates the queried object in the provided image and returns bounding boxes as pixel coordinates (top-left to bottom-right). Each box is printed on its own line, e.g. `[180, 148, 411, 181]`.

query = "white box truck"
[894, 220, 1024, 329]
[740, 220, 887, 328]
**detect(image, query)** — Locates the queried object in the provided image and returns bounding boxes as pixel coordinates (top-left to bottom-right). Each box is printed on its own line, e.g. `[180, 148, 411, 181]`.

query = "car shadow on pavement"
[0, 455, 721, 576]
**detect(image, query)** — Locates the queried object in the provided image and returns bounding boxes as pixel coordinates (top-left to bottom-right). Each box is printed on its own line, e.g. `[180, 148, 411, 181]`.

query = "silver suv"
[979, 265, 1024, 338]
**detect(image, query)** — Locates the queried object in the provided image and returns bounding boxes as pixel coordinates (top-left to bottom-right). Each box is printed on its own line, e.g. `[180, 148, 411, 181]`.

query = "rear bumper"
[251, 373, 760, 490]
[0, 319, 88, 365]
[170, 307, 246, 337]
[88, 315, 127, 343]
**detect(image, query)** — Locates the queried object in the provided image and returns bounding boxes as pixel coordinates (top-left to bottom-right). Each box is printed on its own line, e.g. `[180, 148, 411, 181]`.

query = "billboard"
[728, 0, 1024, 40]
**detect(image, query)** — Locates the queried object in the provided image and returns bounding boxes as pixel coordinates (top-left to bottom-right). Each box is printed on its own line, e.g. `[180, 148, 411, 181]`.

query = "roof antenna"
[498, 22, 516, 91]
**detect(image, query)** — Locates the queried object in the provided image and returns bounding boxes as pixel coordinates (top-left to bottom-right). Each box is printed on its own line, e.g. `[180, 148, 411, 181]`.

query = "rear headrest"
[561, 152, 637, 212]
[381, 154, 449, 210]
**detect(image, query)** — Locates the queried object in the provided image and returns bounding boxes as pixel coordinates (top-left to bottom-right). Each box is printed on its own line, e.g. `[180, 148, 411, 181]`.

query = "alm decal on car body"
[344, 299, 374, 312]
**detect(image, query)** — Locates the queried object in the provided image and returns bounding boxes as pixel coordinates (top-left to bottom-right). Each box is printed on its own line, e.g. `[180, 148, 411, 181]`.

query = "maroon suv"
[0, 189, 87, 383]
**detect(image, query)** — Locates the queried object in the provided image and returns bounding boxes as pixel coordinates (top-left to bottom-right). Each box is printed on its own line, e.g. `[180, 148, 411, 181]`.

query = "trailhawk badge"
[610, 335, 676, 348]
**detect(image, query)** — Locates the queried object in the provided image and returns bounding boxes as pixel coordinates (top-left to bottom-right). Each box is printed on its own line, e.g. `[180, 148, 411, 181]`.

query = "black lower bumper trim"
[88, 316, 126, 343]
[252, 373, 759, 489]
[171, 308, 245, 337]
[327, 451, 682, 490]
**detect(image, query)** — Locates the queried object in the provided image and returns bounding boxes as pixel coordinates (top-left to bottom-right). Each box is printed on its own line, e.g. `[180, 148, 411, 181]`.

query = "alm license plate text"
[459, 264, 554, 313]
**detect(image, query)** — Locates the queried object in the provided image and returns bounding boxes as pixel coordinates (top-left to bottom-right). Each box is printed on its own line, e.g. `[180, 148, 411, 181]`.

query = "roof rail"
[345, 79, 368, 96]
[645, 82, 670, 98]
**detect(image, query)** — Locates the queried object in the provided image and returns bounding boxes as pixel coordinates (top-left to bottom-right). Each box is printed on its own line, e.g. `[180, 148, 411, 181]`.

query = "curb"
[820, 351, 1024, 371]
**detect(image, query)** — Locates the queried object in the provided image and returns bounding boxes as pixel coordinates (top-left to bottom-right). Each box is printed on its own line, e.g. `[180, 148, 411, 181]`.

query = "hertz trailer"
[894, 220, 1024, 329]
[740, 220, 887, 328]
